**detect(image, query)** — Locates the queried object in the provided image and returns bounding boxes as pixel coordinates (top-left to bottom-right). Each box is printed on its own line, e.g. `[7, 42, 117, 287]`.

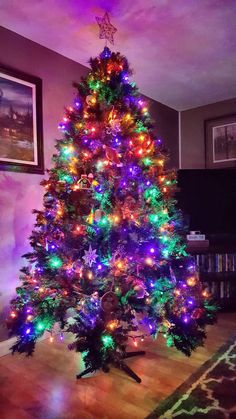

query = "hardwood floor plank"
[0, 312, 235, 419]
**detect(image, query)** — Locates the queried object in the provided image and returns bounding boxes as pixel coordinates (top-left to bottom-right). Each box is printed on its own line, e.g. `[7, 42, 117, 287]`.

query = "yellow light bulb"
[88, 272, 93, 280]
[187, 277, 196, 287]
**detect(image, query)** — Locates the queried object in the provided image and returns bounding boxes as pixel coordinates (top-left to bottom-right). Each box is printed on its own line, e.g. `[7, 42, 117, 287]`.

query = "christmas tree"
[8, 20, 217, 379]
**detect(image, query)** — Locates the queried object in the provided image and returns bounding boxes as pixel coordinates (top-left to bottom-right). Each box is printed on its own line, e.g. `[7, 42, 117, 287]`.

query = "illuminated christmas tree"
[8, 17, 217, 381]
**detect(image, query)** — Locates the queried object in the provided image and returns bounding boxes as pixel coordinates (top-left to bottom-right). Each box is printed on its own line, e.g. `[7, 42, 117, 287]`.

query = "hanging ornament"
[82, 245, 98, 267]
[44, 193, 54, 207]
[91, 291, 99, 301]
[52, 230, 65, 241]
[87, 209, 94, 224]
[94, 209, 102, 222]
[109, 118, 121, 133]
[106, 119, 121, 135]
[101, 291, 118, 313]
[74, 174, 93, 190]
[86, 95, 96, 106]
[133, 283, 147, 299]
[122, 195, 137, 220]
[127, 277, 148, 299]
[104, 145, 120, 165]
[191, 308, 204, 319]
[106, 107, 121, 135]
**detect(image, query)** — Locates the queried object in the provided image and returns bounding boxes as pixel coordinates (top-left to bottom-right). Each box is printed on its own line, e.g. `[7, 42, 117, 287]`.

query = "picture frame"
[205, 114, 236, 169]
[0, 65, 44, 174]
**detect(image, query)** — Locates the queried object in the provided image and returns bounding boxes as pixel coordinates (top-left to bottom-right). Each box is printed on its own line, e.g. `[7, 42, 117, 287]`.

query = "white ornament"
[82, 245, 98, 267]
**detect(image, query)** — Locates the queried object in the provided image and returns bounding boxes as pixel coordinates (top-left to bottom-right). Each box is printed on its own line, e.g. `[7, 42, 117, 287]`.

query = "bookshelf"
[188, 244, 236, 311]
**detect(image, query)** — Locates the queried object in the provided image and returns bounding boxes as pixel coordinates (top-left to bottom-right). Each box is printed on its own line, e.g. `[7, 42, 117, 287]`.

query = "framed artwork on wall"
[0, 65, 44, 174]
[205, 114, 236, 169]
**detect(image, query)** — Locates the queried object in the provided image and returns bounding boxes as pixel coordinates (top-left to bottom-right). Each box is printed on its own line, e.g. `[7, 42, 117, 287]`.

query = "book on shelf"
[194, 253, 236, 273]
[203, 279, 231, 299]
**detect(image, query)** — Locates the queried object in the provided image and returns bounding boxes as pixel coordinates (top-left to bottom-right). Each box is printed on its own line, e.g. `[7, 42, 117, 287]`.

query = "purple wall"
[0, 26, 178, 341]
[181, 98, 236, 168]
[0, 27, 88, 341]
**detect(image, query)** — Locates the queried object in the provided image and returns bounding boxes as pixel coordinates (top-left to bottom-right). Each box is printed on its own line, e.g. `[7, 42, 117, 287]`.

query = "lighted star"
[96, 12, 117, 45]
[83, 245, 98, 267]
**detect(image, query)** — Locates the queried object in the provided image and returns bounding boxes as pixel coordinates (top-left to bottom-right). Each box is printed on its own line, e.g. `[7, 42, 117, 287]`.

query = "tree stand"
[76, 350, 145, 383]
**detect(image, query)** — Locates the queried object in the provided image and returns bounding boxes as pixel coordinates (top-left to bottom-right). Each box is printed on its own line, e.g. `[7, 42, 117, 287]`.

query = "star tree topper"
[96, 12, 117, 45]
[83, 245, 98, 267]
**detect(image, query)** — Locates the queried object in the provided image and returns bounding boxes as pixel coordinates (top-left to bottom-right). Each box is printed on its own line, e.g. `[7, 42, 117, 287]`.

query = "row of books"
[203, 280, 232, 299]
[194, 253, 236, 272]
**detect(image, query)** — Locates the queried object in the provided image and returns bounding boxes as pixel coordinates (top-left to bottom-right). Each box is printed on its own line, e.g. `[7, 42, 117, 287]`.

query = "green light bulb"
[101, 334, 114, 349]
[143, 157, 152, 166]
[59, 173, 73, 184]
[62, 147, 71, 156]
[149, 214, 158, 224]
[100, 217, 108, 226]
[37, 323, 44, 331]
[49, 255, 63, 269]
[96, 161, 103, 170]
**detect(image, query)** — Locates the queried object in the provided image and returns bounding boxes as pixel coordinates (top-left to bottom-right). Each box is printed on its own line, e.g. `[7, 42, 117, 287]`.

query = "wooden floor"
[0, 312, 236, 419]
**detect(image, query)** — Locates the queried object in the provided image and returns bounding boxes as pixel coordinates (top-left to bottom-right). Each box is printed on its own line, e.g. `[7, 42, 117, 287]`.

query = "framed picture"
[205, 114, 236, 169]
[0, 65, 44, 174]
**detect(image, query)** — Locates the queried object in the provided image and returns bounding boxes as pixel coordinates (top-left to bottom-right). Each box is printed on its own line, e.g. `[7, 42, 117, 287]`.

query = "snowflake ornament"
[83, 245, 98, 267]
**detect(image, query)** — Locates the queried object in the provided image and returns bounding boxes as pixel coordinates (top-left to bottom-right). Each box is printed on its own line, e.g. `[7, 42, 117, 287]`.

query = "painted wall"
[0, 26, 178, 341]
[180, 98, 236, 168]
[149, 98, 179, 169]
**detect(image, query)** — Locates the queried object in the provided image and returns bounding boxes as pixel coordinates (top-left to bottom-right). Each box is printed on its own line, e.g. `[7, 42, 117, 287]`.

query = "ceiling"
[1, 0, 236, 110]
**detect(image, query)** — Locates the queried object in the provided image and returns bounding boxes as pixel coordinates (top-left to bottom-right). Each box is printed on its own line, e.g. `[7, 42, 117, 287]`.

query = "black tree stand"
[76, 350, 146, 383]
